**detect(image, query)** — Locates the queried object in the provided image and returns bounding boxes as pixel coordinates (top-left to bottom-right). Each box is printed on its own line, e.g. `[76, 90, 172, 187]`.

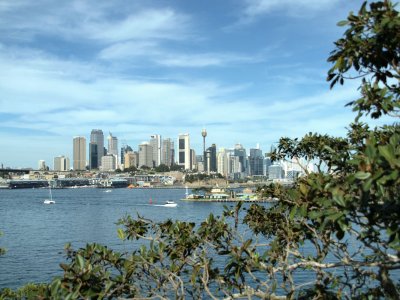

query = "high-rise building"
[38, 160, 46, 170]
[73, 136, 86, 170]
[107, 132, 118, 156]
[101, 154, 116, 171]
[178, 134, 191, 170]
[120, 145, 133, 165]
[138, 142, 153, 168]
[268, 163, 284, 180]
[150, 134, 162, 167]
[249, 148, 264, 176]
[162, 138, 174, 167]
[217, 148, 229, 177]
[107, 132, 118, 167]
[53, 155, 70, 171]
[124, 151, 139, 169]
[207, 144, 217, 173]
[227, 152, 242, 180]
[234, 143, 248, 176]
[90, 129, 104, 169]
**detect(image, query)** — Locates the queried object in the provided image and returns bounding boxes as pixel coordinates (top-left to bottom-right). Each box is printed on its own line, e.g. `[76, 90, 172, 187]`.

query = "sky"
[0, 0, 376, 169]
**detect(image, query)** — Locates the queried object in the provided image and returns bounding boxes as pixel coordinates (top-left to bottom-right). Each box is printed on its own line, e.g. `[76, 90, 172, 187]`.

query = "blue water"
[2, 188, 398, 294]
[0, 188, 236, 289]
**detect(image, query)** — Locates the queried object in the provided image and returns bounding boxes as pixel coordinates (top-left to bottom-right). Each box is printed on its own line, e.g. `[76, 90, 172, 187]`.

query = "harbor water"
[0, 187, 242, 289]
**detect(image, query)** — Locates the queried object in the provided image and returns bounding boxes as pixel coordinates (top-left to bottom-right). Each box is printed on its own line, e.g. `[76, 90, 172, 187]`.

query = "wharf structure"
[182, 187, 275, 203]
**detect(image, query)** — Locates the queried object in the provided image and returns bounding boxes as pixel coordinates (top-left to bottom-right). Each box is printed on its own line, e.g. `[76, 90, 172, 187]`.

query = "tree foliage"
[1, 1, 400, 299]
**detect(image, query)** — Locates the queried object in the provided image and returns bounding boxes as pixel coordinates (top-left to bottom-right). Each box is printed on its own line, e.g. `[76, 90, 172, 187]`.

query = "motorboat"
[164, 201, 177, 207]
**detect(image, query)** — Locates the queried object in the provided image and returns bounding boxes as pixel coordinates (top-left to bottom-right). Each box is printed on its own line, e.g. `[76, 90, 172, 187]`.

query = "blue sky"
[0, 0, 372, 168]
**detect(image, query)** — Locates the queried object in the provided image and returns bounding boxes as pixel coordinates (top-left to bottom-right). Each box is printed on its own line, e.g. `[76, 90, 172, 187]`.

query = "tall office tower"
[124, 151, 139, 169]
[249, 148, 264, 176]
[217, 148, 229, 177]
[120, 145, 133, 165]
[138, 142, 153, 168]
[264, 153, 272, 176]
[53, 155, 70, 171]
[73, 136, 86, 170]
[90, 129, 104, 169]
[107, 132, 118, 156]
[149, 134, 162, 167]
[38, 160, 46, 170]
[162, 138, 174, 167]
[227, 152, 242, 180]
[107, 132, 119, 166]
[89, 143, 98, 170]
[178, 134, 191, 170]
[206, 143, 217, 172]
[234, 143, 248, 175]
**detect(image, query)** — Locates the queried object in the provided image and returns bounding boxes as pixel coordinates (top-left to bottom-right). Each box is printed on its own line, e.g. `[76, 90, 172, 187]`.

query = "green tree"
[1, 1, 399, 299]
[155, 163, 170, 173]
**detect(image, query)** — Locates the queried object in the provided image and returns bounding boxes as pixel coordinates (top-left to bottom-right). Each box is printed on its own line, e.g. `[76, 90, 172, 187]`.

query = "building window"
[179, 139, 185, 150]
[179, 152, 185, 164]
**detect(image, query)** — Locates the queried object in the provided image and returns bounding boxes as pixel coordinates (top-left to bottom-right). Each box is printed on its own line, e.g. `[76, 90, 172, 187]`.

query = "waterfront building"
[73, 136, 86, 170]
[90, 129, 104, 169]
[161, 138, 174, 167]
[124, 151, 139, 169]
[178, 134, 191, 170]
[150, 134, 162, 167]
[101, 154, 116, 171]
[38, 160, 46, 171]
[53, 155, 70, 171]
[138, 142, 153, 168]
[249, 147, 264, 176]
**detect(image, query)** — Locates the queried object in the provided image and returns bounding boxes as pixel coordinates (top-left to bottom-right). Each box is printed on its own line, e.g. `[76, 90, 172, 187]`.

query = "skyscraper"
[162, 138, 174, 167]
[107, 132, 118, 167]
[38, 160, 46, 170]
[234, 143, 248, 176]
[217, 148, 229, 177]
[178, 133, 191, 170]
[73, 136, 86, 170]
[90, 129, 104, 169]
[150, 134, 162, 167]
[249, 148, 264, 176]
[206, 143, 217, 173]
[120, 144, 133, 165]
[138, 142, 153, 168]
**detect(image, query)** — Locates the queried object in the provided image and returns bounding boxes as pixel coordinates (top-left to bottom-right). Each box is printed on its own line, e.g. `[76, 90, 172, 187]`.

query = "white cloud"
[86, 8, 191, 43]
[244, 0, 340, 17]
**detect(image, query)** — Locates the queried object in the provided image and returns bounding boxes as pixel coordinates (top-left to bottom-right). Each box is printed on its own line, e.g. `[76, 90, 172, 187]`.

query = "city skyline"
[1, 0, 384, 168]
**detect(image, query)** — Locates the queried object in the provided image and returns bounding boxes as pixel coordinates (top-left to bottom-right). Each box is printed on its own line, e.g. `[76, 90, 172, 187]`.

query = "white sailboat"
[44, 182, 55, 204]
